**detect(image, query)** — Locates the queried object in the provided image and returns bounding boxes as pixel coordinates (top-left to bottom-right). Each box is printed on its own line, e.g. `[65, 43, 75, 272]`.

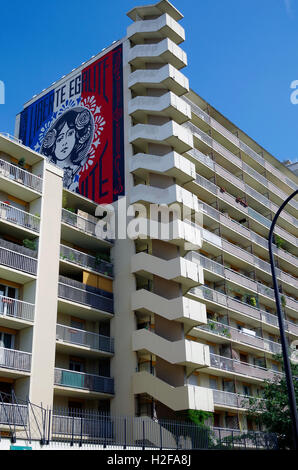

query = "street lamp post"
[268, 189, 298, 450]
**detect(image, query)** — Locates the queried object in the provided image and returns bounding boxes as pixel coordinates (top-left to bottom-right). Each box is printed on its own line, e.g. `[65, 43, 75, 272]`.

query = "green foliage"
[281, 295, 287, 308]
[23, 238, 37, 251]
[18, 158, 26, 167]
[246, 355, 298, 449]
[275, 235, 285, 249]
[187, 409, 213, 427]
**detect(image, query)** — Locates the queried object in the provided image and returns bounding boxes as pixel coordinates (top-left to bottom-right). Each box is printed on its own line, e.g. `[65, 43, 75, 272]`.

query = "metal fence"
[0, 393, 278, 449]
[0, 202, 40, 232]
[0, 295, 35, 322]
[0, 158, 43, 193]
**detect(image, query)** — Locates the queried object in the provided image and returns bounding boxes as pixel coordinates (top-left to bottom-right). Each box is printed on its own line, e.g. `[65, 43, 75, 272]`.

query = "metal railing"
[50, 408, 277, 450]
[56, 324, 114, 354]
[0, 295, 35, 322]
[188, 251, 298, 310]
[0, 202, 40, 232]
[201, 197, 298, 266]
[0, 157, 43, 193]
[0, 391, 278, 449]
[183, 98, 298, 201]
[210, 353, 281, 381]
[192, 285, 297, 337]
[0, 402, 28, 426]
[58, 276, 113, 314]
[60, 245, 113, 277]
[54, 368, 114, 394]
[0, 347, 31, 372]
[199, 320, 282, 354]
[0, 245, 37, 275]
[212, 389, 264, 409]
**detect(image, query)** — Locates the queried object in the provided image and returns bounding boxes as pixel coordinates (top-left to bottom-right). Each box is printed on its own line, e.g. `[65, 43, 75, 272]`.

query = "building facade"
[0, 0, 297, 436]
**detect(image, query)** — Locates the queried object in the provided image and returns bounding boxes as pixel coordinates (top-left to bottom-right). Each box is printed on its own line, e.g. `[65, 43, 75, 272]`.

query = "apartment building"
[0, 0, 297, 437]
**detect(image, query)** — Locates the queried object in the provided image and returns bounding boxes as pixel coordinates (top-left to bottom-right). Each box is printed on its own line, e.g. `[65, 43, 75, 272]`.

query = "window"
[0, 332, 14, 349]
[69, 358, 85, 373]
[209, 378, 218, 390]
[0, 284, 18, 316]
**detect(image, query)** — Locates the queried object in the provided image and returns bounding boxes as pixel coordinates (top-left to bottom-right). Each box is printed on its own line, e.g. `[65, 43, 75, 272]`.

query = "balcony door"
[0, 332, 15, 367]
[0, 284, 18, 317]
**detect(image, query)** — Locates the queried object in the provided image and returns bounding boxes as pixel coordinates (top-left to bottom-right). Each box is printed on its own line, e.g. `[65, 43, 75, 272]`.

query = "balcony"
[128, 92, 191, 124]
[0, 347, 31, 374]
[54, 368, 114, 395]
[130, 183, 199, 213]
[132, 289, 207, 328]
[129, 120, 193, 154]
[128, 38, 187, 70]
[132, 371, 214, 412]
[191, 285, 296, 338]
[56, 324, 114, 355]
[0, 403, 28, 427]
[201, 198, 298, 265]
[0, 295, 35, 323]
[128, 64, 189, 97]
[0, 239, 37, 281]
[212, 389, 263, 410]
[183, 98, 298, 199]
[202, 226, 298, 288]
[58, 276, 114, 317]
[198, 320, 282, 355]
[130, 218, 202, 250]
[0, 202, 40, 234]
[61, 209, 112, 248]
[130, 151, 195, 185]
[60, 245, 113, 278]
[131, 252, 203, 290]
[209, 353, 280, 382]
[132, 329, 210, 368]
[0, 158, 43, 198]
[127, 13, 185, 45]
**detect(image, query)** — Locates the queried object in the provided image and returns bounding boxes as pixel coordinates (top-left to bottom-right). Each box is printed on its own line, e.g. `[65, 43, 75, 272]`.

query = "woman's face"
[54, 122, 76, 161]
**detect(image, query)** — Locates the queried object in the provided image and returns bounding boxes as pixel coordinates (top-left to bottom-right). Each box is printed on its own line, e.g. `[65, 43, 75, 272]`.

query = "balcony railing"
[54, 368, 114, 394]
[56, 324, 114, 354]
[0, 347, 31, 372]
[0, 403, 28, 426]
[0, 202, 40, 233]
[210, 353, 280, 381]
[201, 198, 298, 264]
[58, 276, 113, 314]
[183, 98, 298, 200]
[188, 251, 298, 309]
[199, 320, 282, 354]
[0, 158, 43, 193]
[60, 245, 113, 277]
[0, 296, 35, 322]
[212, 389, 263, 409]
[192, 285, 297, 337]
[0, 245, 37, 275]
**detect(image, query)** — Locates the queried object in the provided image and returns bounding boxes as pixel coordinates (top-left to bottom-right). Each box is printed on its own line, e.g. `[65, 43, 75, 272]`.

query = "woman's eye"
[57, 136, 63, 143]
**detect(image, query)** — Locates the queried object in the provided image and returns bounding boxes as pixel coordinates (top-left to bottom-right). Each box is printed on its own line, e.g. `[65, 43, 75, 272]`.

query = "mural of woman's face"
[55, 122, 76, 161]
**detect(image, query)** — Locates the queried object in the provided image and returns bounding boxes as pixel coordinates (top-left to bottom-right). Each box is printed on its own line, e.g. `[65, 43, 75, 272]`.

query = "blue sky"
[0, 0, 298, 163]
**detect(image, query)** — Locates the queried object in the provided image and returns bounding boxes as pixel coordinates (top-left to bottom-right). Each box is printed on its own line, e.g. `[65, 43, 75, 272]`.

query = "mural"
[18, 44, 124, 204]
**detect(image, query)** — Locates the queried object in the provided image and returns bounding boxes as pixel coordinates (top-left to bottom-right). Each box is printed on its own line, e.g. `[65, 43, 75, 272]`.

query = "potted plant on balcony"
[281, 295, 287, 309]
[18, 158, 26, 168]
[275, 235, 285, 250]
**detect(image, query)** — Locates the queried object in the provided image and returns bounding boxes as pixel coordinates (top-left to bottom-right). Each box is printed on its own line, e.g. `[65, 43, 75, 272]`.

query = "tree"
[245, 354, 298, 450]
